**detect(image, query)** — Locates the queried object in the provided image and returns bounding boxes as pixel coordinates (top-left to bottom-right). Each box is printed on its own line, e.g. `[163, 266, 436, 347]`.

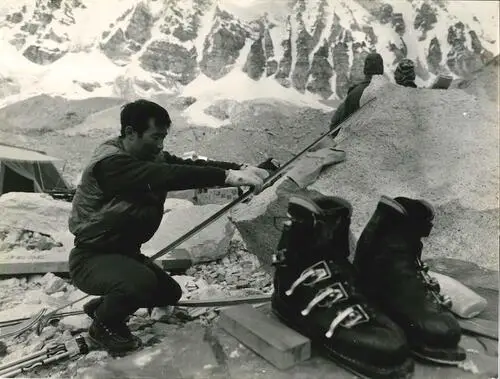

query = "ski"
[458, 318, 498, 340]
[0, 295, 272, 337]
[33, 294, 272, 334]
[178, 294, 271, 307]
[0, 311, 83, 329]
[0, 309, 46, 340]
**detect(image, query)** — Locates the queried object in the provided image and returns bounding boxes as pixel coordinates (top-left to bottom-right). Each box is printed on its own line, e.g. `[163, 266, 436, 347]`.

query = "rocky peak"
[3, 0, 85, 64]
[199, 7, 248, 80]
[0, 0, 496, 100]
[414, 2, 438, 40]
[446, 21, 493, 76]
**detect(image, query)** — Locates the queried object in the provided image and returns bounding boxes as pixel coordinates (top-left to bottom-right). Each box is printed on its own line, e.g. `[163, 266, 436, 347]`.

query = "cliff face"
[0, 0, 496, 99]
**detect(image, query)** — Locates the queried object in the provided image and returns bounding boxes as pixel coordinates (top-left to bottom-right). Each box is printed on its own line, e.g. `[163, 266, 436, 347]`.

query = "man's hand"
[225, 169, 264, 192]
[240, 164, 270, 180]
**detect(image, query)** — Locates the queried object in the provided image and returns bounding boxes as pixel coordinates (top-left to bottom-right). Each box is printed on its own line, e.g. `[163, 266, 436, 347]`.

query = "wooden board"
[0, 250, 192, 276]
[218, 304, 311, 370]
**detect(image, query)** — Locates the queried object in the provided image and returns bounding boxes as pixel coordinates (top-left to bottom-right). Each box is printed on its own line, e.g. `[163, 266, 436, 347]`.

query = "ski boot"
[271, 191, 414, 378]
[84, 297, 142, 352]
[353, 196, 465, 364]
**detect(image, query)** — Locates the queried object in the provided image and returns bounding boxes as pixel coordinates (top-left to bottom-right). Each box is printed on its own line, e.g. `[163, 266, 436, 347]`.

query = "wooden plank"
[180, 294, 271, 307]
[218, 304, 311, 370]
[0, 254, 192, 276]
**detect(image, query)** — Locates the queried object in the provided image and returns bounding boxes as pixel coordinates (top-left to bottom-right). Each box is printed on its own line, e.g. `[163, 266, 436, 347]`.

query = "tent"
[0, 143, 71, 196]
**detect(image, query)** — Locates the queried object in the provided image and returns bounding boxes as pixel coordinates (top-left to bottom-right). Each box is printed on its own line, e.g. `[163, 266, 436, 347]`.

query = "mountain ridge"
[0, 0, 498, 108]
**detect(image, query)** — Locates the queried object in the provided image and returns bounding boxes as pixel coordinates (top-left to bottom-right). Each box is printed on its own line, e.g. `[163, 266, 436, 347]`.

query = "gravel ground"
[0, 235, 273, 378]
[311, 85, 499, 270]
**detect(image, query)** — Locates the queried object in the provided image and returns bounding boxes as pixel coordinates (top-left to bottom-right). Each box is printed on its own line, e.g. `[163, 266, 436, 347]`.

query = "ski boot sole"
[412, 347, 466, 365]
[271, 298, 414, 379]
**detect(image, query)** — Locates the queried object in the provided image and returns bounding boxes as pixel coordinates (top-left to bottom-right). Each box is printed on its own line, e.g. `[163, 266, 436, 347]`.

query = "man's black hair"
[364, 53, 384, 76]
[120, 99, 172, 137]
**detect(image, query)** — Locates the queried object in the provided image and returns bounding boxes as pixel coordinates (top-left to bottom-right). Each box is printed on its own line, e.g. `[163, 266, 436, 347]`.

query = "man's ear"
[123, 125, 136, 138]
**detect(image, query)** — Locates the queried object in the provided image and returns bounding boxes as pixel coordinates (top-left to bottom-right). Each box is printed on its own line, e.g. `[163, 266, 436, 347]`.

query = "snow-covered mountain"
[0, 0, 498, 115]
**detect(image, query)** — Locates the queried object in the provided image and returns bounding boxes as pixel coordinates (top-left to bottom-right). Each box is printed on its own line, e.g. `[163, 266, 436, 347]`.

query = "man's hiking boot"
[88, 318, 141, 355]
[353, 196, 465, 364]
[271, 191, 413, 378]
[84, 297, 142, 352]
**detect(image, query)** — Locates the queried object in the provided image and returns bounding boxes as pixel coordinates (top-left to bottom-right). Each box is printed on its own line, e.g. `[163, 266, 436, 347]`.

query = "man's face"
[125, 118, 168, 160]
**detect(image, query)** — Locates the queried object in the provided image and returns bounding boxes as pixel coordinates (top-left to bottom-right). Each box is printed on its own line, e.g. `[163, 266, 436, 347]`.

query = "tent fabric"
[0, 144, 70, 195]
[0, 143, 60, 162]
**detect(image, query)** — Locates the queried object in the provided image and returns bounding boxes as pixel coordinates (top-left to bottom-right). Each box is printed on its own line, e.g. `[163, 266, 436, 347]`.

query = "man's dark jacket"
[329, 78, 371, 136]
[69, 137, 240, 255]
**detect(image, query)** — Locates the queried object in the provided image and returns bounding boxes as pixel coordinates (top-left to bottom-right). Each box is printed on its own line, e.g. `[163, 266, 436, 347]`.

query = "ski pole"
[0, 351, 71, 378]
[33, 97, 377, 333]
[151, 97, 378, 262]
[0, 344, 66, 375]
[0, 336, 88, 377]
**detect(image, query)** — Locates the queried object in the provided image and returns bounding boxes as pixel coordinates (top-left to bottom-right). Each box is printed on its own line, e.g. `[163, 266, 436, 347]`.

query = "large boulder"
[142, 204, 236, 264]
[231, 85, 499, 271]
[230, 148, 349, 270]
[0, 193, 230, 266]
[0, 192, 73, 251]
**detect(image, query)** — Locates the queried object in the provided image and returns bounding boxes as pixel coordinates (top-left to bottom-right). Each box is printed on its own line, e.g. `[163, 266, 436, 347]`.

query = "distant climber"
[394, 59, 417, 88]
[329, 53, 385, 137]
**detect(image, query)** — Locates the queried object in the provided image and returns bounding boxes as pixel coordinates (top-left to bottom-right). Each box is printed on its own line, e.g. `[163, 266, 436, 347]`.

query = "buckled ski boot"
[354, 196, 465, 364]
[271, 192, 413, 378]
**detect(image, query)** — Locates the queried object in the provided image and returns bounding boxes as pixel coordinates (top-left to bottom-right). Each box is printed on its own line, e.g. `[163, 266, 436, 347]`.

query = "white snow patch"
[446, 0, 499, 49]
[181, 67, 330, 127]
[328, 71, 338, 101]
[302, 0, 323, 34]
[267, 22, 286, 61]
[42, 50, 120, 83]
[351, 30, 366, 42]
[289, 9, 299, 79]
[0, 39, 42, 79]
[113, 62, 174, 100]
[310, 0, 336, 62]
[0, 46, 124, 104]
[236, 38, 253, 66]
[148, 0, 166, 18]
[195, 3, 217, 61]
[330, 1, 355, 31]
[218, 0, 290, 22]
[390, 0, 427, 70]
[29, 51, 121, 99]
[0, 0, 33, 19]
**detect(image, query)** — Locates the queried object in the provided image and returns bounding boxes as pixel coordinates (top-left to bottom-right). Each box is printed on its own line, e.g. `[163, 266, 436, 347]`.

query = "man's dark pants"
[69, 248, 182, 325]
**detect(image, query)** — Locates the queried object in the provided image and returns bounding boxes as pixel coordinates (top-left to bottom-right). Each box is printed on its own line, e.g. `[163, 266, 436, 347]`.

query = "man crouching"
[68, 99, 269, 354]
